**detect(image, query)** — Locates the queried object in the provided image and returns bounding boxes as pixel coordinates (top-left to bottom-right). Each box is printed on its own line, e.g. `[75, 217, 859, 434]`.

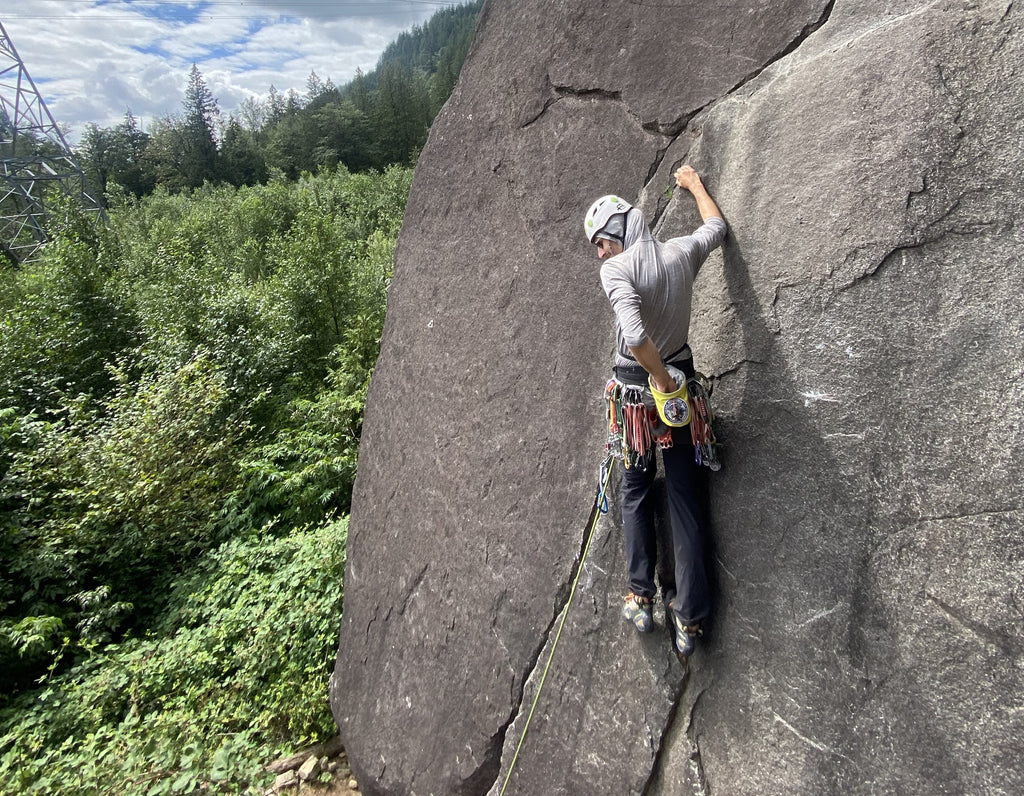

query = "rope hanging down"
[498, 455, 615, 796]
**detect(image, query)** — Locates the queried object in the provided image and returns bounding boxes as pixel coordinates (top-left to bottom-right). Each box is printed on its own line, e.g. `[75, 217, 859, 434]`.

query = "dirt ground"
[263, 737, 360, 796]
[295, 780, 359, 796]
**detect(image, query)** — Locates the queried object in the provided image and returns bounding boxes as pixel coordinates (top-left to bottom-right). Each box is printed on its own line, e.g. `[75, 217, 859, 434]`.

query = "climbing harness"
[498, 455, 615, 796]
[605, 371, 720, 471]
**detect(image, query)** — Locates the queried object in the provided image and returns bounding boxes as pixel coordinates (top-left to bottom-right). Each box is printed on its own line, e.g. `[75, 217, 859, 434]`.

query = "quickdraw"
[687, 373, 720, 471]
[605, 380, 656, 471]
[597, 455, 613, 514]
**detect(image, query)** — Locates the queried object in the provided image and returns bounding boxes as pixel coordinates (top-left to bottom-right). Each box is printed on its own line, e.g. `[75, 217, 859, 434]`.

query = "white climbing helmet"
[584, 195, 632, 244]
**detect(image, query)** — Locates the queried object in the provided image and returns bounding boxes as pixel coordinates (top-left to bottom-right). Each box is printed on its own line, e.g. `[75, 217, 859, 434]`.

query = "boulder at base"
[331, 1, 1024, 794]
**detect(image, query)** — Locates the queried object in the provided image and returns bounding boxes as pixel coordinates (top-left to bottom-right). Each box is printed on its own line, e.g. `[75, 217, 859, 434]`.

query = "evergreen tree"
[264, 112, 312, 181]
[79, 123, 118, 199]
[179, 64, 221, 188]
[220, 117, 268, 187]
[113, 112, 156, 198]
[266, 85, 287, 123]
[371, 61, 430, 167]
[283, 89, 303, 117]
[348, 68, 373, 115]
[306, 70, 331, 104]
[313, 100, 373, 173]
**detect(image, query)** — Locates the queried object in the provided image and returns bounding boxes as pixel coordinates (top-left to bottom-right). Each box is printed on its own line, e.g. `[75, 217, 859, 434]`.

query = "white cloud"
[2, 0, 456, 141]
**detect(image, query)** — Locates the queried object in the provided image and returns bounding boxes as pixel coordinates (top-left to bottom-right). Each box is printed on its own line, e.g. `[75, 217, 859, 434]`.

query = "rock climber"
[584, 165, 726, 659]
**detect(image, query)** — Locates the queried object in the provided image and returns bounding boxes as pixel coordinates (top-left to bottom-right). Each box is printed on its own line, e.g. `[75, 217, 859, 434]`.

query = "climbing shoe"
[670, 611, 702, 659]
[622, 592, 654, 633]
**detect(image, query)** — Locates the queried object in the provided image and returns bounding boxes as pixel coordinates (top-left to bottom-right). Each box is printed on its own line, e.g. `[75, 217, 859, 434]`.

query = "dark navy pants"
[621, 423, 711, 626]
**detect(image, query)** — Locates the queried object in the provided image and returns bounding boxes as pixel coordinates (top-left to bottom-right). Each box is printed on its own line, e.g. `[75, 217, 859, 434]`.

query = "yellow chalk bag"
[648, 376, 691, 427]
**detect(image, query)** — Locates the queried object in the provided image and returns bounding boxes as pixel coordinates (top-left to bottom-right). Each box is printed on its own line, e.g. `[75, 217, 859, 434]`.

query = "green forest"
[0, 3, 480, 794]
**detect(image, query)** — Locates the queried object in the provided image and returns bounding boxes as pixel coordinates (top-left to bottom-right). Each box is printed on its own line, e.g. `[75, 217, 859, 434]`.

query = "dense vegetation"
[0, 2, 483, 793]
[76, 1, 482, 198]
[0, 165, 412, 794]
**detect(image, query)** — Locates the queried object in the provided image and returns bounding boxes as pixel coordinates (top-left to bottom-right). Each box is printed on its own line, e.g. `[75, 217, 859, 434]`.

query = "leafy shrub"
[224, 203, 400, 532]
[1, 353, 252, 670]
[1, 166, 410, 687]
[0, 164, 409, 788]
[0, 198, 138, 416]
[0, 519, 347, 795]
[103, 165, 410, 414]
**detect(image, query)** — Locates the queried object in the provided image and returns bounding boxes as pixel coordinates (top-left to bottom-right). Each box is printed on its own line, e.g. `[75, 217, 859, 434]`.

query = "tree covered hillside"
[77, 0, 482, 198]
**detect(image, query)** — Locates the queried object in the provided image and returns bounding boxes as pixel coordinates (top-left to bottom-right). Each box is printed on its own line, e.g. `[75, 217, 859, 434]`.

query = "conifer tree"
[306, 71, 328, 103]
[220, 117, 268, 187]
[266, 85, 287, 123]
[349, 68, 372, 115]
[372, 61, 430, 166]
[179, 64, 221, 188]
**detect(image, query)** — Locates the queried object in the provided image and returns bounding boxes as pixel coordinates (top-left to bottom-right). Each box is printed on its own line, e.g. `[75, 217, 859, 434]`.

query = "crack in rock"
[525, 0, 836, 137]
[485, 608, 559, 794]
[642, 1, 837, 226]
[642, 677, 691, 795]
[726, 0, 837, 97]
[398, 562, 429, 617]
[669, 0, 838, 136]
[686, 690, 710, 796]
[926, 592, 1024, 659]
[520, 83, 624, 129]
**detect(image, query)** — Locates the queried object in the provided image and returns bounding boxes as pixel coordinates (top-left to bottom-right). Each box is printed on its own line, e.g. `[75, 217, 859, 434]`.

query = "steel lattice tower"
[1, 20, 103, 265]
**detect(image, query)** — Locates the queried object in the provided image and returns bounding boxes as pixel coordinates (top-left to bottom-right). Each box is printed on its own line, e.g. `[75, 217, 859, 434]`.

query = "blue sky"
[2, 0, 461, 143]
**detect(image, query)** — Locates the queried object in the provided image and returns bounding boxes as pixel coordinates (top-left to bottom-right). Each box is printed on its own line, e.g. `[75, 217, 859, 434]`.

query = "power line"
[14, 0, 453, 4]
[3, 0, 460, 19]
[5, 0, 455, 6]
[4, 14, 451, 19]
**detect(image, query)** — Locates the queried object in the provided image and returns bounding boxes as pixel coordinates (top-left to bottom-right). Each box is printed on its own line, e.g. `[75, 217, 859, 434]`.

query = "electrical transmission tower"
[1, 20, 103, 265]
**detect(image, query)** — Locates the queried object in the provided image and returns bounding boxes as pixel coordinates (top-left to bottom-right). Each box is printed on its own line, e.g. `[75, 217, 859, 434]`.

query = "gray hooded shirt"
[599, 208, 727, 367]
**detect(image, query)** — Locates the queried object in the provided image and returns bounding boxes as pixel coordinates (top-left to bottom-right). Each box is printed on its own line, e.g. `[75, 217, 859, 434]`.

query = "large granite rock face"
[331, 1, 1024, 794]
